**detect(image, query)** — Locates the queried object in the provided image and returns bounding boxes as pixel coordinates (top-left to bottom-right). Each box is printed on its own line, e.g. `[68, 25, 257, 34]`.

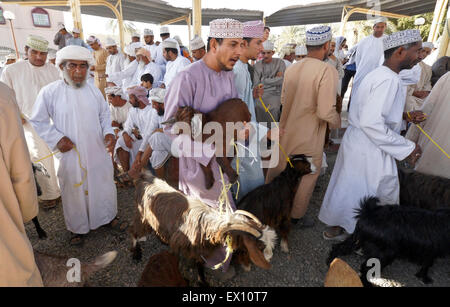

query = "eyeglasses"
[66, 62, 89, 70]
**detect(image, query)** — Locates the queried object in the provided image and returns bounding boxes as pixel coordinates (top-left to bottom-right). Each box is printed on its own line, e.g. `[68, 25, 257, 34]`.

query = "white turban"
[105, 37, 117, 47]
[295, 45, 307, 56]
[56, 45, 95, 69]
[422, 42, 434, 50]
[105, 86, 125, 98]
[263, 40, 274, 51]
[149, 88, 166, 104]
[6, 53, 17, 60]
[190, 35, 205, 51]
[373, 16, 388, 26]
[161, 38, 179, 50]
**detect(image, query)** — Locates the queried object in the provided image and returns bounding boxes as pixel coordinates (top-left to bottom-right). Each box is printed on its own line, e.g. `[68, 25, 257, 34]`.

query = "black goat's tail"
[354, 196, 380, 220]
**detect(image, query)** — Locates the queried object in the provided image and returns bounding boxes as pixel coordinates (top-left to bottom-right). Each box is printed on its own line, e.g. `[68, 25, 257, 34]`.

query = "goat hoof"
[132, 248, 142, 262]
[37, 230, 48, 240]
[241, 264, 251, 272]
[280, 240, 289, 253]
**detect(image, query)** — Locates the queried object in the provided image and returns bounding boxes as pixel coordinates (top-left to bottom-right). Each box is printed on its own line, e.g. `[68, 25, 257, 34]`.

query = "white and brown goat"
[129, 171, 277, 284]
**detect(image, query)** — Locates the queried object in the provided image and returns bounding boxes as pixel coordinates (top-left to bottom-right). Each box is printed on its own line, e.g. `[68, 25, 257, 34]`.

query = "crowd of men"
[1, 15, 449, 286]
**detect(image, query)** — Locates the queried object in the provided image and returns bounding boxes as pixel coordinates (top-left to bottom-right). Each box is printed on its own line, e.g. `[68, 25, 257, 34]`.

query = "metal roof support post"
[69, 0, 83, 39]
[438, 12, 450, 57]
[187, 13, 192, 43]
[192, 0, 202, 37]
[116, 0, 125, 52]
[428, 0, 449, 43]
[340, 5, 409, 36]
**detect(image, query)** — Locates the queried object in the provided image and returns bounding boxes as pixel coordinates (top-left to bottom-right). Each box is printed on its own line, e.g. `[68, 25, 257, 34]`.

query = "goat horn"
[219, 224, 261, 239]
[233, 210, 263, 227]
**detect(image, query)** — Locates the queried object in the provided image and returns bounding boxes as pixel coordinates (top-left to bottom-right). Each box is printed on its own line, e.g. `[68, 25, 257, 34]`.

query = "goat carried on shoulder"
[164, 98, 252, 189]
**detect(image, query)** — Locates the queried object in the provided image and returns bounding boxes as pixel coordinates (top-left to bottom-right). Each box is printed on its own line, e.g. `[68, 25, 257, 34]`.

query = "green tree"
[389, 10, 447, 40]
[272, 26, 306, 54]
[107, 19, 138, 36]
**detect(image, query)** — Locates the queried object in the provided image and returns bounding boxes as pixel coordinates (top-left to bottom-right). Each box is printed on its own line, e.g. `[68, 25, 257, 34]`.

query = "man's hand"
[276, 71, 283, 78]
[267, 127, 285, 141]
[412, 91, 430, 99]
[405, 111, 427, 124]
[253, 84, 264, 99]
[131, 151, 143, 173]
[111, 121, 121, 128]
[57, 136, 74, 153]
[104, 134, 116, 154]
[237, 122, 253, 141]
[160, 83, 166, 89]
[123, 132, 134, 149]
[90, 65, 96, 71]
[406, 144, 422, 166]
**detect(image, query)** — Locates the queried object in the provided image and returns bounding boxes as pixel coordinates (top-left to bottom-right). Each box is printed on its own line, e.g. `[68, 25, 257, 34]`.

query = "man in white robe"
[161, 38, 191, 89]
[107, 43, 140, 93]
[105, 38, 126, 84]
[133, 48, 163, 88]
[351, 17, 388, 99]
[0, 35, 61, 209]
[190, 36, 206, 62]
[114, 86, 156, 174]
[319, 30, 424, 240]
[405, 42, 433, 112]
[406, 71, 450, 178]
[129, 88, 168, 177]
[143, 29, 158, 63]
[105, 86, 132, 137]
[154, 26, 170, 75]
[30, 45, 119, 245]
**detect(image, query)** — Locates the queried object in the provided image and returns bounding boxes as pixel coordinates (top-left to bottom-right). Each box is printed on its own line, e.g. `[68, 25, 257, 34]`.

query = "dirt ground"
[26, 150, 450, 287]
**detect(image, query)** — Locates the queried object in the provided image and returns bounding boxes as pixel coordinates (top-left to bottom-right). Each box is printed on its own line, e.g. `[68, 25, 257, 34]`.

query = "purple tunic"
[164, 59, 239, 209]
[164, 59, 239, 271]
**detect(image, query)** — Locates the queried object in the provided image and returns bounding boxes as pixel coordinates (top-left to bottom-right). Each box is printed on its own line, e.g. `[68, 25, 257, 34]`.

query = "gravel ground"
[26, 151, 450, 287]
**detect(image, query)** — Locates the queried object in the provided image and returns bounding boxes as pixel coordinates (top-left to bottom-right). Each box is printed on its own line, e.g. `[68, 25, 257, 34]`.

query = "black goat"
[237, 154, 315, 266]
[398, 168, 450, 210]
[32, 163, 48, 239]
[327, 197, 450, 286]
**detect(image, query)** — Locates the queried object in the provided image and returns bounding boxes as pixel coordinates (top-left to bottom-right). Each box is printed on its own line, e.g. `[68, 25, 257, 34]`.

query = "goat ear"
[242, 235, 271, 270]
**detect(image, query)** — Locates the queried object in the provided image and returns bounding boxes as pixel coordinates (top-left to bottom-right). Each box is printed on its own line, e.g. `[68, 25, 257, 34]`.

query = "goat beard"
[62, 67, 87, 89]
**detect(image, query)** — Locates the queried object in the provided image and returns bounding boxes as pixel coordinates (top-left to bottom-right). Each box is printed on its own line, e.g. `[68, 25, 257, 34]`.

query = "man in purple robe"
[163, 18, 244, 277]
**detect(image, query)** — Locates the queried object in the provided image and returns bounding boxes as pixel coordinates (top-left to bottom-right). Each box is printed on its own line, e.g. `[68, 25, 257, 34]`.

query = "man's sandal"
[69, 233, 85, 246]
[107, 217, 128, 232]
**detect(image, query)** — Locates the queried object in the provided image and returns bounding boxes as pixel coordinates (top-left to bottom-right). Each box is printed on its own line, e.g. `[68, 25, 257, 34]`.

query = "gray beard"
[63, 68, 87, 89]
[138, 61, 146, 70]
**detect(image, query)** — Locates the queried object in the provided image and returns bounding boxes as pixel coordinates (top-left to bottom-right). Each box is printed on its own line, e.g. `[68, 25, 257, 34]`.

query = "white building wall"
[0, 3, 65, 58]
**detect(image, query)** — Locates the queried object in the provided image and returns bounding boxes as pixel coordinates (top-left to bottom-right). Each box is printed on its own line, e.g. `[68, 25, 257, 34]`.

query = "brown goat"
[138, 251, 188, 287]
[169, 98, 251, 189]
[34, 250, 117, 287]
[130, 171, 277, 284]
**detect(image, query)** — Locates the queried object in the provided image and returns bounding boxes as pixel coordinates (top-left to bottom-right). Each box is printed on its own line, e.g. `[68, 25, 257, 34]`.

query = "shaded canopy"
[3, 0, 436, 26]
